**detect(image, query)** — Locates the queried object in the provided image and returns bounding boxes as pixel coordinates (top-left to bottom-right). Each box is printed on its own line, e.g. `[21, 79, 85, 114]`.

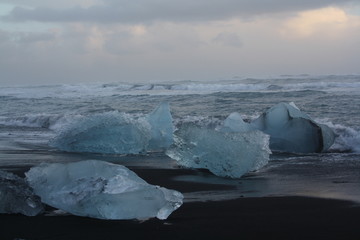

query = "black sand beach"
[1, 196, 360, 240]
[1, 167, 360, 240]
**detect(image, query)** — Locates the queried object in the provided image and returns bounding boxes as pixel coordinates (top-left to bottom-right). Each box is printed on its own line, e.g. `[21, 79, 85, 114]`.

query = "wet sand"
[1, 167, 360, 240]
[1, 196, 360, 240]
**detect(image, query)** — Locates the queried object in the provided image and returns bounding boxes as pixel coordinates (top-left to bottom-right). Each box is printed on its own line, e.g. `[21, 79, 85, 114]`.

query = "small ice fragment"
[0, 170, 44, 216]
[166, 124, 270, 178]
[25, 160, 183, 220]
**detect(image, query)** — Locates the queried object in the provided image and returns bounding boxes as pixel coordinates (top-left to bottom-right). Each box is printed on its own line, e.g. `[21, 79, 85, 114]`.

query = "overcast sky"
[1, 0, 359, 86]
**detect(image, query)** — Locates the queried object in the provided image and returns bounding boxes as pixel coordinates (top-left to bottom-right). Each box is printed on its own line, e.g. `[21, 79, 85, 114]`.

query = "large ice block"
[0, 170, 44, 216]
[50, 111, 151, 154]
[166, 124, 270, 178]
[25, 160, 183, 220]
[251, 102, 335, 153]
[50, 103, 174, 154]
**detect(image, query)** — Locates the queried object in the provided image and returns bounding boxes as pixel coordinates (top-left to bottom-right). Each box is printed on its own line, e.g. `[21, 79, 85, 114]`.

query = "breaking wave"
[0, 114, 81, 131]
[314, 119, 360, 153]
[329, 124, 360, 153]
[1, 75, 359, 98]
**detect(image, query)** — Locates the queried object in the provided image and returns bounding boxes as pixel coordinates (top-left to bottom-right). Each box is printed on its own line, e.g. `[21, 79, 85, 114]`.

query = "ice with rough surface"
[50, 103, 174, 154]
[251, 102, 335, 153]
[25, 160, 183, 220]
[0, 170, 44, 216]
[166, 124, 270, 178]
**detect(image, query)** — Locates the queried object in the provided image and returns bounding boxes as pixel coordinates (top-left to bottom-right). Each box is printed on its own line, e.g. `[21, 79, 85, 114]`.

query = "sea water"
[1, 74, 360, 202]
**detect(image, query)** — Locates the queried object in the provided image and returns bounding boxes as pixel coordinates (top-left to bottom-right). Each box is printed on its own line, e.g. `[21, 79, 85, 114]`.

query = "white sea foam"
[316, 120, 360, 153]
[332, 125, 360, 153]
[174, 116, 223, 130]
[0, 114, 81, 130]
[280, 82, 360, 92]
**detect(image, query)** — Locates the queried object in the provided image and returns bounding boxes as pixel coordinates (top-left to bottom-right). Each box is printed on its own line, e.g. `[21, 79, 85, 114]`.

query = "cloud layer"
[0, 0, 359, 85]
[3, 0, 355, 23]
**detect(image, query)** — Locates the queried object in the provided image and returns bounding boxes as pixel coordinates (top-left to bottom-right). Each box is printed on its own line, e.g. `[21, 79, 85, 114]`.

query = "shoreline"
[2, 162, 360, 239]
[1, 196, 360, 240]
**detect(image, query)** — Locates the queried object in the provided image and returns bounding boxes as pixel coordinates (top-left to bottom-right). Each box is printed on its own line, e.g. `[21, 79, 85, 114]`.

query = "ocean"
[1, 74, 360, 203]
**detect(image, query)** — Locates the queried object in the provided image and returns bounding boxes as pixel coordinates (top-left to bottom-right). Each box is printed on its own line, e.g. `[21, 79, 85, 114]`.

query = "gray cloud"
[0, 30, 55, 44]
[15, 32, 55, 43]
[3, 0, 355, 24]
[1, 0, 359, 86]
[213, 32, 243, 47]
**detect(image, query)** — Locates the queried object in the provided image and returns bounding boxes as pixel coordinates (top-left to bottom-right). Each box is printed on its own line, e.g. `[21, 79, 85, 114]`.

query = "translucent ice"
[220, 112, 254, 133]
[0, 170, 44, 216]
[251, 102, 335, 153]
[25, 160, 183, 220]
[50, 111, 151, 154]
[147, 102, 174, 151]
[166, 124, 271, 178]
[50, 103, 174, 154]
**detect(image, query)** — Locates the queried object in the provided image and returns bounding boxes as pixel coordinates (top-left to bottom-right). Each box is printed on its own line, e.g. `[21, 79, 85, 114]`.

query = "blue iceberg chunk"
[220, 112, 254, 133]
[25, 160, 183, 220]
[50, 112, 151, 154]
[251, 102, 335, 153]
[166, 124, 270, 178]
[147, 102, 174, 151]
[0, 170, 44, 216]
[50, 103, 174, 154]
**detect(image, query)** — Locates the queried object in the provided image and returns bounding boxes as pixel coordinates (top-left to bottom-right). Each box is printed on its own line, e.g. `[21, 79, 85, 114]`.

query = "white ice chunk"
[166, 124, 270, 178]
[251, 102, 335, 153]
[50, 103, 174, 154]
[0, 170, 44, 216]
[147, 102, 174, 151]
[25, 160, 183, 220]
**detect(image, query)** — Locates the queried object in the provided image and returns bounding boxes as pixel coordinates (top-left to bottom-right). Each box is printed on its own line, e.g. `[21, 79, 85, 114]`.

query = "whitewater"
[1, 74, 360, 202]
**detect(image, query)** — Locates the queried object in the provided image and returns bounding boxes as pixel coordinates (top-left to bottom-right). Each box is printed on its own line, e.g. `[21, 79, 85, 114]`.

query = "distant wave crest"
[1, 75, 359, 98]
[0, 114, 80, 130]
